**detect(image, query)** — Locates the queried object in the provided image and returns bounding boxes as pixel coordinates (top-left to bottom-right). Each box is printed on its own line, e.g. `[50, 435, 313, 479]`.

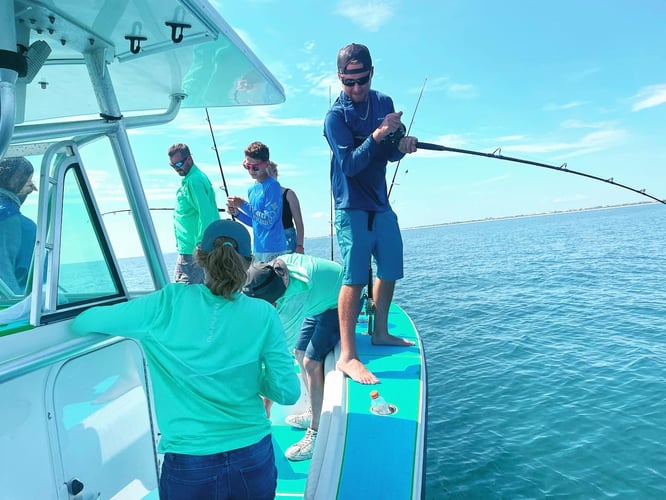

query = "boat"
[0, 1, 427, 498]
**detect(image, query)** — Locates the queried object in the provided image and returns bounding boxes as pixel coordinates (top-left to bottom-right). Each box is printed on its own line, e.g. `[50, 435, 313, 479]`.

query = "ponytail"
[194, 237, 250, 299]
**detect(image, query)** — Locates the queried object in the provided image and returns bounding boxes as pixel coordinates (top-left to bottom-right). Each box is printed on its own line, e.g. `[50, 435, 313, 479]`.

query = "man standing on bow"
[168, 143, 219, 284]
[323, 43, 417, 384]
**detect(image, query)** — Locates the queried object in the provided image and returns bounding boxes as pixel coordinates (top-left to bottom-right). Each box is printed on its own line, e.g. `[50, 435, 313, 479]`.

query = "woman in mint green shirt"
[71, 220, 299, 500]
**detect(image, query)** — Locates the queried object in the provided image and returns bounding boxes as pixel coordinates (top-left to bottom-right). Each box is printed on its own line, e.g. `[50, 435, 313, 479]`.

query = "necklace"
[359, 98, 369, 120]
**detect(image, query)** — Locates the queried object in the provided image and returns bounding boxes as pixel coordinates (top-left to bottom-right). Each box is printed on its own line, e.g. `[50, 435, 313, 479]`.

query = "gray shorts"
[174, 254, 204, 284]
[254, 251, 285, 263]
[294, 308, 340, 362]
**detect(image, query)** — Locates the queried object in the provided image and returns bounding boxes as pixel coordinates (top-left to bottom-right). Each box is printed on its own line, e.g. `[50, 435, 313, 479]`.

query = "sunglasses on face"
[243, 160, 267, 172]
[169, 154, 189, 169]
[341, 75, 371, 87]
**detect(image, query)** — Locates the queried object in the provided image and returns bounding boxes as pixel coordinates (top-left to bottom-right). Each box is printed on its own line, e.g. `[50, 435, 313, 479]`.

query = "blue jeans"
[159, 434, 277, 500]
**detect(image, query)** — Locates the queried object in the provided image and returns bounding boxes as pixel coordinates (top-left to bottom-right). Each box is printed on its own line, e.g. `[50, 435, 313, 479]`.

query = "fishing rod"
[387, 125, 666, 205]
[101, 208, 227, 216]
[388, 77, 428, 198]
[205, 107, 236, 220]
[328, 86, 335, 262]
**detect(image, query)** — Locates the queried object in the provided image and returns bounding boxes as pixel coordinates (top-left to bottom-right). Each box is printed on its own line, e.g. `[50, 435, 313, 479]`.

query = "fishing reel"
[383, 123, 407, 145]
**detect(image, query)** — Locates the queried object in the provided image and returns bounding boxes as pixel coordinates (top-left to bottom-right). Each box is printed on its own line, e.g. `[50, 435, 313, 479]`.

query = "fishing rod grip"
[416, 141, 446, 151]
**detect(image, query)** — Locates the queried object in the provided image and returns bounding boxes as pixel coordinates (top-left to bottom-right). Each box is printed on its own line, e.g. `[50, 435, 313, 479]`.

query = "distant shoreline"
[307, 201, 657, 240]
[402, 201, 657, 231]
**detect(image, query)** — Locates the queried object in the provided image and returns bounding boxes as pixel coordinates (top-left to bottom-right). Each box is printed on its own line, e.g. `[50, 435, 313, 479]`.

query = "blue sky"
[49, 0, 666, 257]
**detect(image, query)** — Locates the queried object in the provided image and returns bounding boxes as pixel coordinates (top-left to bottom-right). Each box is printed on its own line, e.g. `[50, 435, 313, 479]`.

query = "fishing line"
[388, 77, 428, 199]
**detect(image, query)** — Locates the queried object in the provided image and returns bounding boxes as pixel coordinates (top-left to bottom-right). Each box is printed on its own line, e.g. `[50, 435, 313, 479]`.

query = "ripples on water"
[395, 205, 666, 498]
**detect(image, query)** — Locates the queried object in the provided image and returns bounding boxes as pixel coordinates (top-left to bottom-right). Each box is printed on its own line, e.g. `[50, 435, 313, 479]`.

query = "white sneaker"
[285, 428, 317, 461]
[285, 408, 311, 429]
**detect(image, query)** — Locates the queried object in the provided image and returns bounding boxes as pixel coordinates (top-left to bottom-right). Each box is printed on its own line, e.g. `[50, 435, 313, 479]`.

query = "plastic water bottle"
[369, 390, 392, 415]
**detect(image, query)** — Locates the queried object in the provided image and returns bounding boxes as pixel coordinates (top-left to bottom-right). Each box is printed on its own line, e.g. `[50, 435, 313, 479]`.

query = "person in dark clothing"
[267, 161, 304, 254]
[0, 157, 37, 295]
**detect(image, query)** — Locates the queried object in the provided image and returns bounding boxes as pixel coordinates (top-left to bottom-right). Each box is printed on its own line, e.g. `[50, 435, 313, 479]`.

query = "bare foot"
[336, 358, 379, 384]
[371, 331, 415, 347]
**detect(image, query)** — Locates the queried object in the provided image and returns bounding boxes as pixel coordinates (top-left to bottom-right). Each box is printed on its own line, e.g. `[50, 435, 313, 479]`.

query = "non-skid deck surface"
[274, 303, 425, 499]
[273, 367, 310, 498]
[337, 304, 424, 499]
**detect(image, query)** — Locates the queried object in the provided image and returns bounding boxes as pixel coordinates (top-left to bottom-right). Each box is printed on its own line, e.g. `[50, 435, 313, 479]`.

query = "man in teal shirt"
[168, 143, 219, 283]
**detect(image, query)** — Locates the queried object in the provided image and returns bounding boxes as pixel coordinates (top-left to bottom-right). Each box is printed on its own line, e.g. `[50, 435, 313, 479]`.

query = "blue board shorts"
[294, 308, 340, 362]
[334, 208, 404, 285]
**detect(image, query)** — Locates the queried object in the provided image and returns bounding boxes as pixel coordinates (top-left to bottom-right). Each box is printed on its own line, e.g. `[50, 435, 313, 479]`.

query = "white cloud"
[447, 83, 478, 98]
[503, 128, 627, 159]
[434, 134, 467, 148]
[480, 174, 511, 185]
[303, 41, 316, 53]
[336, 0, 396, 31]
[411, 75, 476, 99]
[494, 135, 526, 142]
[631, 84, 666, 111]
[418, 76, 449, 92]
[561, 119, 614, 129]
[544, 101, 586, 111]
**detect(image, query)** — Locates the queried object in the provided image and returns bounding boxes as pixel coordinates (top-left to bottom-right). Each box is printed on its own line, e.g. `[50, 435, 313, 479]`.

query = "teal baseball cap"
[200, 219, 252, 259]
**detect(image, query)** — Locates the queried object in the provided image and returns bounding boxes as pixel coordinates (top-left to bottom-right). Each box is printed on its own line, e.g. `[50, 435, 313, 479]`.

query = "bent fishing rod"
[205, 107, 236, 220]
[387, 125, 666, 205]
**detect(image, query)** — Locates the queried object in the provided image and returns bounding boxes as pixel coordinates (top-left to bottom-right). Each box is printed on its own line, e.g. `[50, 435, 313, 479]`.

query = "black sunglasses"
[341, 75, 371, 87]
[169, 154, 189, 169]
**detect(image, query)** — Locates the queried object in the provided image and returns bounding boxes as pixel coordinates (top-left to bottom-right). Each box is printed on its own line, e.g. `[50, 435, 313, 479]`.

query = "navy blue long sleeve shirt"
[323, 90, 405, 212]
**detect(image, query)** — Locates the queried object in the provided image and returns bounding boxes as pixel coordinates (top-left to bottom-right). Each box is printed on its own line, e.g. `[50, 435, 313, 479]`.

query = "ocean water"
[123, 203, 666, 498]
[304, 204, 666, 498]
[391, 204, 665, 499]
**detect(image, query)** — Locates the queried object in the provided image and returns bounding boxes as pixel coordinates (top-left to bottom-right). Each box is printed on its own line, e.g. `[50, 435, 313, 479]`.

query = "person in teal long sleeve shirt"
[71, 219, 299, 500]
[169, 143, 220, 284]
[244, 254, 344, 462]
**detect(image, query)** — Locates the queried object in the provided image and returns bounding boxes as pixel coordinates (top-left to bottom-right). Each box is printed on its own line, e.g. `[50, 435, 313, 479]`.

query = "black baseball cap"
[337, 43, 372, 75]
[243, 258, 290, 303]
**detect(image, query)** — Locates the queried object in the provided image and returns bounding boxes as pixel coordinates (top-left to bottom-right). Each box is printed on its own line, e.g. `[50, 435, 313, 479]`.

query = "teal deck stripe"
[337, 304, 424, 499]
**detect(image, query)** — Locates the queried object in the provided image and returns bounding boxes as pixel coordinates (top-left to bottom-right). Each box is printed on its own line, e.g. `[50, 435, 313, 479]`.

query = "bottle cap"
[370, 390, 379, 399]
